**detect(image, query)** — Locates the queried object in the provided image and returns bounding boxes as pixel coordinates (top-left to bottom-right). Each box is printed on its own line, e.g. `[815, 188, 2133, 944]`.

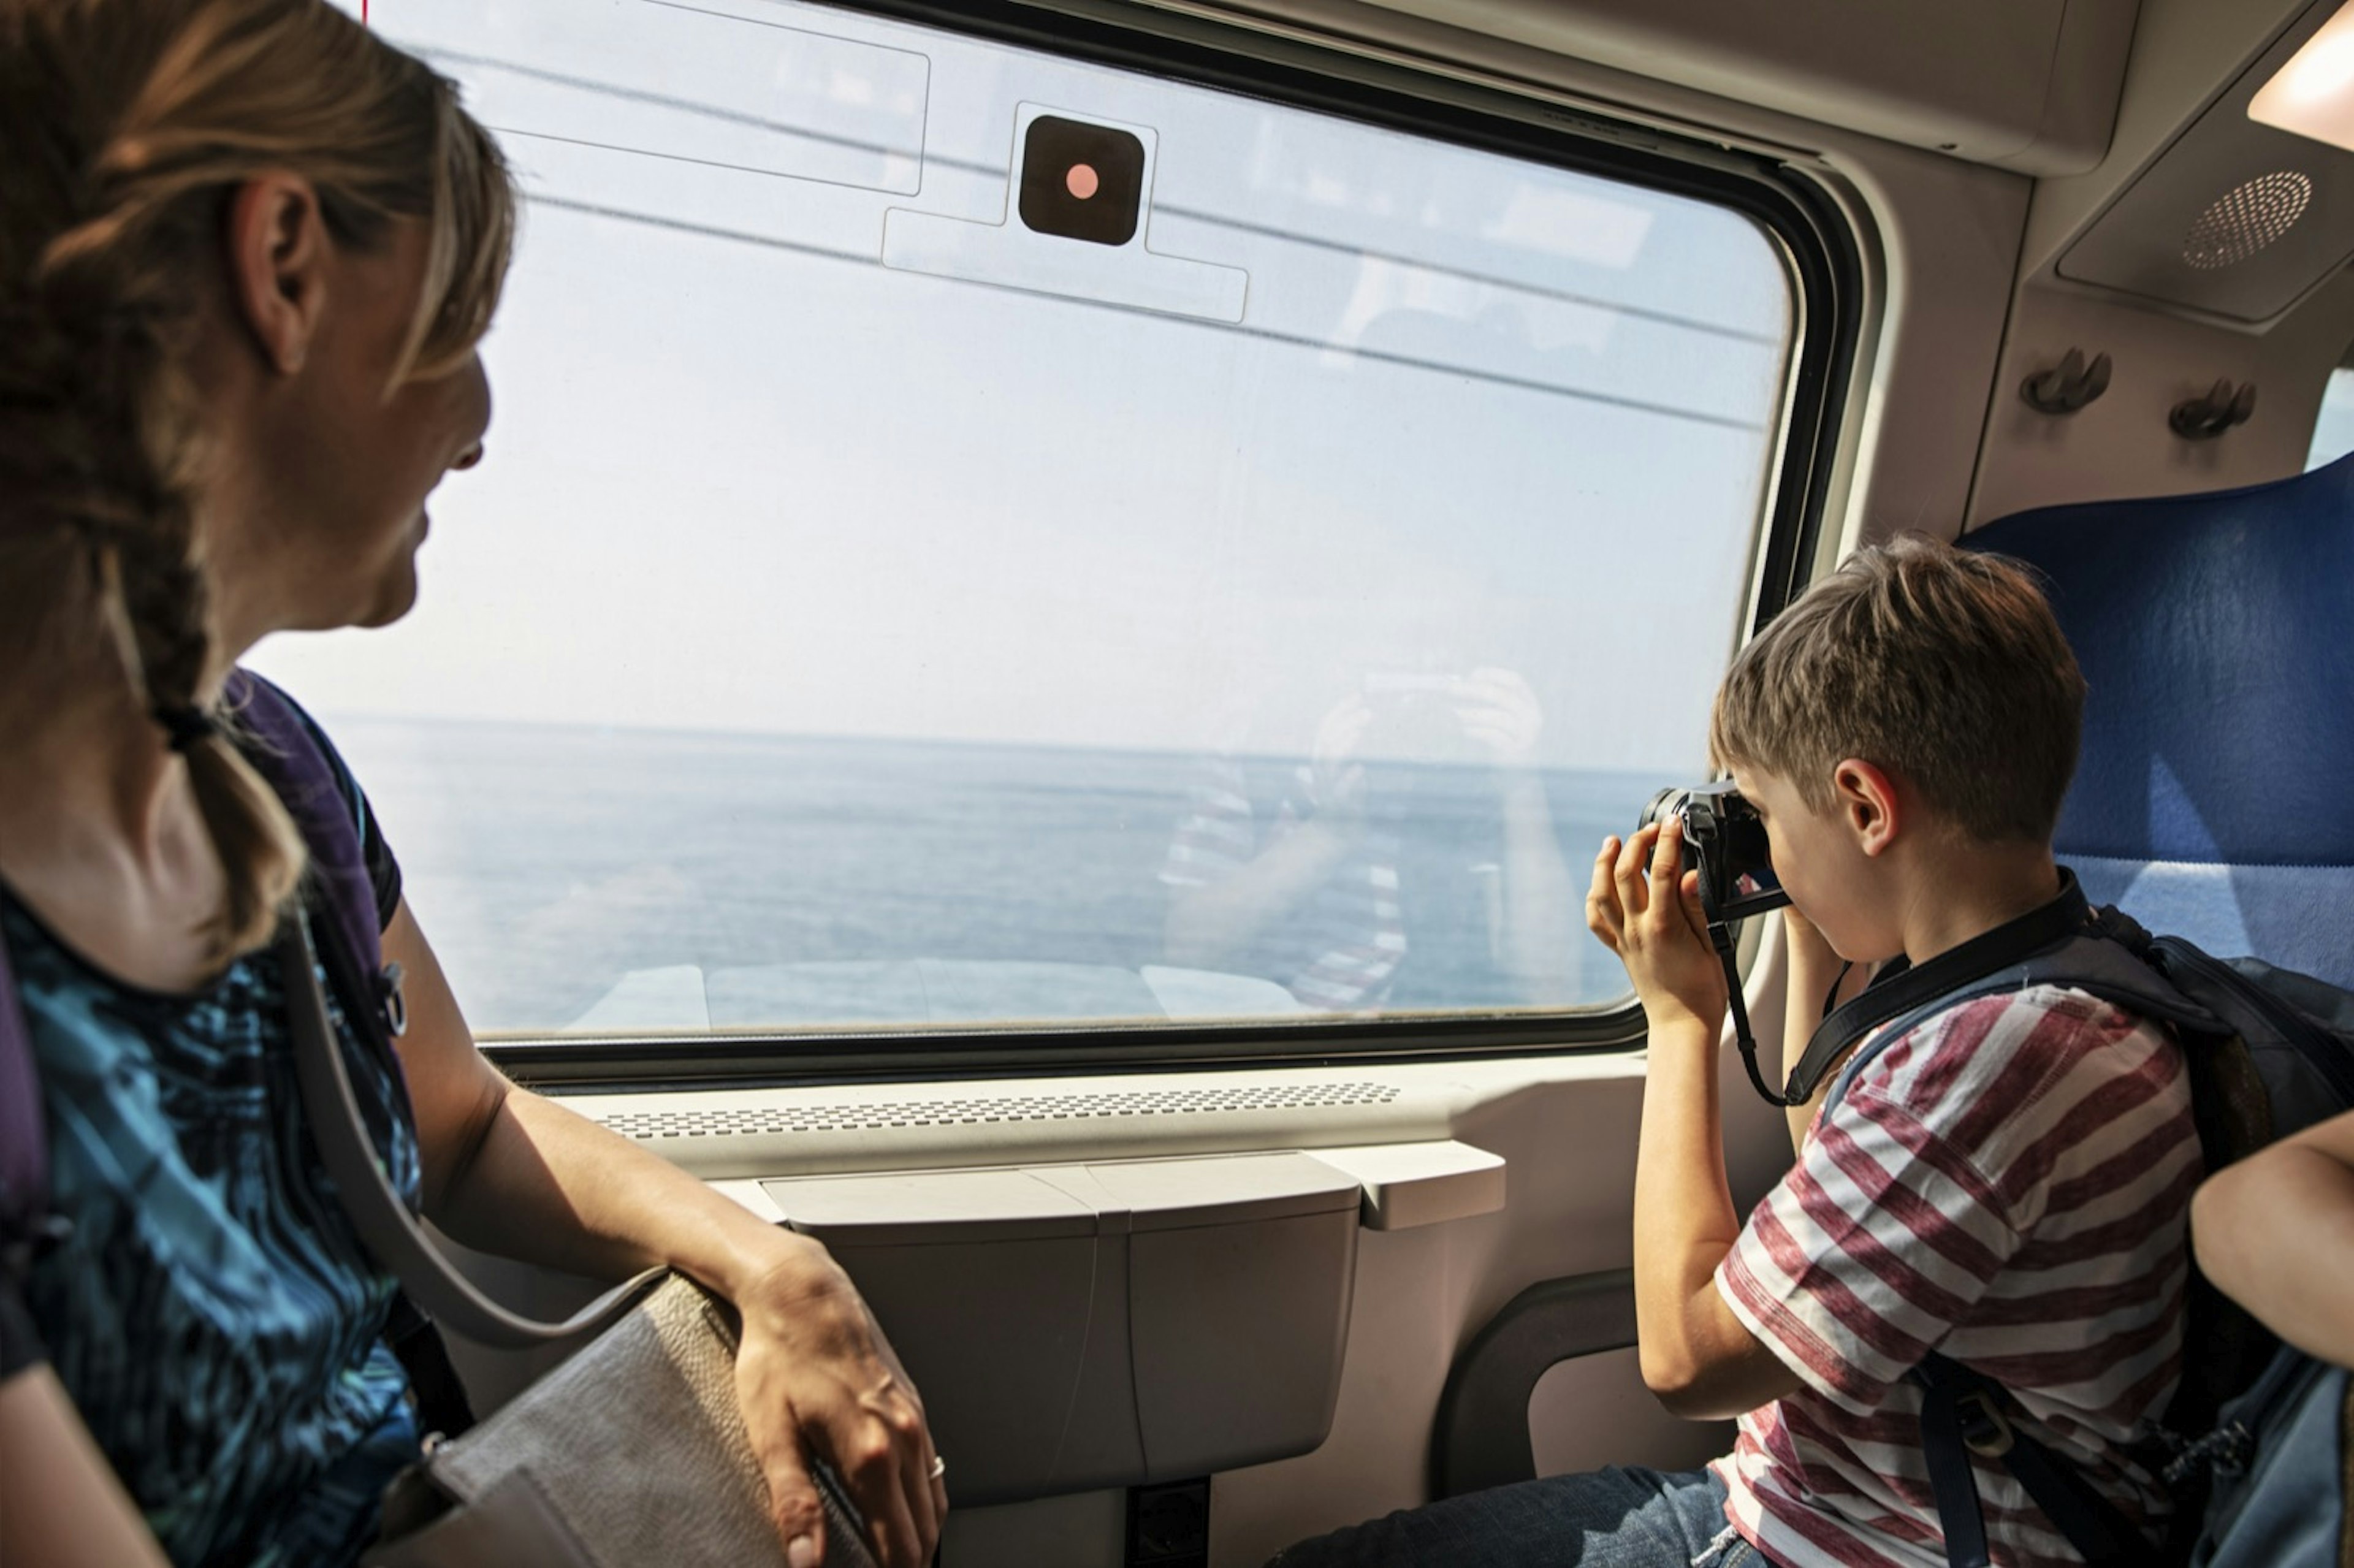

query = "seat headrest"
[1962, 450, 2354, 988]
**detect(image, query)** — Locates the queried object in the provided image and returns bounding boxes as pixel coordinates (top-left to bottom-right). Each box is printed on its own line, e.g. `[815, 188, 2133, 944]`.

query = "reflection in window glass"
[264, 0, 1797, 1037]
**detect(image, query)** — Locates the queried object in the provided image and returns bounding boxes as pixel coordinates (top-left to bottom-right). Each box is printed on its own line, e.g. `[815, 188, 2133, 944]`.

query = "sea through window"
[265, 0, 1802, 1041]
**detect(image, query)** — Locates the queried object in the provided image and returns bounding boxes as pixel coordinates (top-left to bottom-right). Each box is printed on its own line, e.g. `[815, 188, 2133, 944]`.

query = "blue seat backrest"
[1964, 451, 2354, 991]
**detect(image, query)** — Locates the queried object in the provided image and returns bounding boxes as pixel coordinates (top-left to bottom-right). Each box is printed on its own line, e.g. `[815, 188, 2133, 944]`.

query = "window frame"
[475, 0, 1864, 1090]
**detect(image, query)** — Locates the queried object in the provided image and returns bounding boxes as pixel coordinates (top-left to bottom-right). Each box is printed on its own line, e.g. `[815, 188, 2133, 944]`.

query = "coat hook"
[2169, 379, 2257, 441]
[2021, 349, 2112, 416]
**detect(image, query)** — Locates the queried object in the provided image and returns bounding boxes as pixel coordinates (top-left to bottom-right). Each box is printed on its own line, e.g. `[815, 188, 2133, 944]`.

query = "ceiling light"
[2253, 1, 2354, 150]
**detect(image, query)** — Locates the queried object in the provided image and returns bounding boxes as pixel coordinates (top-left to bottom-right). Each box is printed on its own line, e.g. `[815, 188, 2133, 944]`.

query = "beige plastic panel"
[1038, 1230, 1151, 1494]
[1310, 1140, 1507, 1230]
[827, 1234, 1102, 1502]
[760, 1154, 1362, 1504]
[1074, 1151, 1366, 1231]
[1131, 1211, 1358, 1475]
[758, 1165, 1097, 1245]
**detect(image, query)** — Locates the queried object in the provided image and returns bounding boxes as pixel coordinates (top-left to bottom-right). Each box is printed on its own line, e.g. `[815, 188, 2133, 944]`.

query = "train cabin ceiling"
[2054, 0, 2354, 325]
[1318, 0, 2141, 172]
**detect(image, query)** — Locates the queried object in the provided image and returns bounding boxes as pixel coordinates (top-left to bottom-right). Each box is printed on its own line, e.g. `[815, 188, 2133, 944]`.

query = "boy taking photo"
[1269, 536, 2200, 1568]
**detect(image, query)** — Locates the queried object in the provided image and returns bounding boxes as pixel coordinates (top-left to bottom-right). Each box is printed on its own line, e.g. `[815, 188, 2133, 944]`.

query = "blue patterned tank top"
[5, 710, 424, 1568]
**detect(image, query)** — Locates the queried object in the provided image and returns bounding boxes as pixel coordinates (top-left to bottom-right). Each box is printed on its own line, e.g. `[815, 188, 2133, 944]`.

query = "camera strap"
[1777, 870, 2099, 1106]
[1694, 862, 1796, 1107]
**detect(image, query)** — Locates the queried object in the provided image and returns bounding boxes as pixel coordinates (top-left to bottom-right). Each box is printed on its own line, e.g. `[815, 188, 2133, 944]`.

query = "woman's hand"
[1585, 818, 1727, 1035]
[729, 1235, 945, 1567]
[386, 905, 946, 1561]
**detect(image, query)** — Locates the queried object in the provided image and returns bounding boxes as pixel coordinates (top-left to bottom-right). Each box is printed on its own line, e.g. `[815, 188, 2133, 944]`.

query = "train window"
[263, 0, 1803, 1046]
[2309, 365, 2354, 469]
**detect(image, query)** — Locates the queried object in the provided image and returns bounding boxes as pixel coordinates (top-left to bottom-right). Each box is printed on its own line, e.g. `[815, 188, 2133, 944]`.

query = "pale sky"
[267, 0, 1793, 777]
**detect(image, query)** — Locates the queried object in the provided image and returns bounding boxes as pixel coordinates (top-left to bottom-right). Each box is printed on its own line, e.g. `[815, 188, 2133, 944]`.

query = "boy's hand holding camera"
[1585, 817, 1727, 1037]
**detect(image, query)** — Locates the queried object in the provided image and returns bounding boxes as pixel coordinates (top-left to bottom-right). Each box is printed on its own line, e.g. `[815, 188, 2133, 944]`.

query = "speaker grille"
[2184, 172, 2313, 271]
[603, 1081, 1403, 1140]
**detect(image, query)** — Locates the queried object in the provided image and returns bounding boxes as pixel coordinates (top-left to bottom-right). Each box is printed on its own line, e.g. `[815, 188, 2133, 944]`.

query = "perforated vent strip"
[602, 1082, 1402, 1139]
[2184, 171, 2313, 271]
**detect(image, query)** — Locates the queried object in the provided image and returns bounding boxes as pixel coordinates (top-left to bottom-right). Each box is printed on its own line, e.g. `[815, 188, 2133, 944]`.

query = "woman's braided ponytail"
[0, 0, 513, 956]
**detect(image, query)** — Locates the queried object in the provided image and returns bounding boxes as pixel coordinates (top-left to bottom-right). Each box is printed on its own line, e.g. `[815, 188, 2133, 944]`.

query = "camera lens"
[1019, 116, 1145, 246]
[1637, 787, 1689, 831]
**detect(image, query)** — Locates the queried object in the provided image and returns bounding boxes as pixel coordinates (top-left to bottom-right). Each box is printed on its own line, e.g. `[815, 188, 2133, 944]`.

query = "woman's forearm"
[385, 904, 813, 1297]
[427, 1083, 812, 1297]
[0, 1369, 172, 1568]
[2194, 1138, 2354, 1369]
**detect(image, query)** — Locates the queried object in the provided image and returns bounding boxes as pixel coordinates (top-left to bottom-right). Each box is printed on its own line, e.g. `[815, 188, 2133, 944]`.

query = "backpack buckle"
[379, 961, 408, 1038]
[2160, 1420, 2257, 1488]
[1956, 1390, 2016, 1458]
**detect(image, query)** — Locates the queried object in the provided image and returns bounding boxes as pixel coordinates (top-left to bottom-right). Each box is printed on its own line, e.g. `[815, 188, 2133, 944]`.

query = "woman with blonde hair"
[0, 2, 944, 1563]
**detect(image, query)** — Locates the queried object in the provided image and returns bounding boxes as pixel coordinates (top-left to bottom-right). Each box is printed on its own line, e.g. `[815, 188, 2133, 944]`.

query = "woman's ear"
[223, 174, 330, 376]
[1832, 757, 1900, 856]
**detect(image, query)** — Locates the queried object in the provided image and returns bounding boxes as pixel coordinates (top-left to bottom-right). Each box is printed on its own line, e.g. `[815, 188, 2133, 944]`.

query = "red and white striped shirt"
[1714, 984, 2201, 1568]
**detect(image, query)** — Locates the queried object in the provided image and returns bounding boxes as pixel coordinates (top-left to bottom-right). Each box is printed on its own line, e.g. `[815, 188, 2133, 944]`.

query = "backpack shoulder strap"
[226, 670, 405, 1042]
[0, 936, 48, 1269]
[1787, 870, 2221, 1108]
[1812, 892, 2226, 1122]
[1914, 1352, 2148, 1568]
[1817, 931, 2219, 1121]
[1789, 876, 2100, 1103]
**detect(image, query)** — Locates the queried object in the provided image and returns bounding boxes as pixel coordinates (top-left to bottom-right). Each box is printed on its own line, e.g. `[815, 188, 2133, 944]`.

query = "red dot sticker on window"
[1015, 118, 1144, 246]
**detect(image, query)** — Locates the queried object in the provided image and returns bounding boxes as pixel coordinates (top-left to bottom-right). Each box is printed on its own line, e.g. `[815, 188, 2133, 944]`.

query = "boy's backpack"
[0, 671, 412, 1315]
[1797, 870, 2354, 1568]
[2185, 1343, 2353, 1568]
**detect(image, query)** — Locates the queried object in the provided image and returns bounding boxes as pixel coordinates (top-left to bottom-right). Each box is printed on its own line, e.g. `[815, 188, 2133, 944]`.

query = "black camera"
[1633, 780, 1799, 1106]
[1636, 782, 1788, 922]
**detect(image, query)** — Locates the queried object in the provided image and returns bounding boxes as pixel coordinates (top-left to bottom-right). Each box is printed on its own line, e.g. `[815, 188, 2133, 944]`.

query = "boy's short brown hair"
[1710, 534, 2086, 843]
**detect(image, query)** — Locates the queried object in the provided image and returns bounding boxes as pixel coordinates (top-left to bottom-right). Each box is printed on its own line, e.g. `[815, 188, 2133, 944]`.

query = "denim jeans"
[1263, 1466, 1779, 1568]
